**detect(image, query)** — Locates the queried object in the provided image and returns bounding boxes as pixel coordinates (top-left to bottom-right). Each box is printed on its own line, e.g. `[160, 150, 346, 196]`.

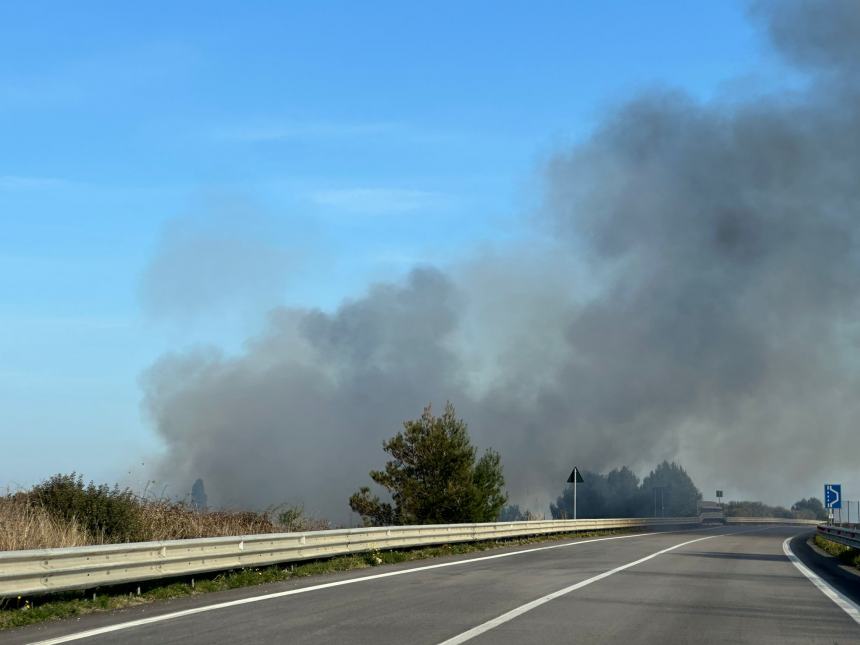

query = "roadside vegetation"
[0, 494, 92, 551]
[0, 527, 634, 630]
[550, 461, 702, 519]
[0, 401, 832, 634]
[350, 402, 507, 526]
[0, 473, 328, 552]
[547, 462, 826, 523]
[724, 498, 826, 521]
[814, 534, 860, 570]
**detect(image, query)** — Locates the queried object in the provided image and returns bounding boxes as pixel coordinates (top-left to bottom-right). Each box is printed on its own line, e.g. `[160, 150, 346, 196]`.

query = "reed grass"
[0, 492, 329, 551]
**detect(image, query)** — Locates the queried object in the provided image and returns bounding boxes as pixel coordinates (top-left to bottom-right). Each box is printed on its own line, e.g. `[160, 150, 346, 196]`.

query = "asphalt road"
[4, 525, 859, 644]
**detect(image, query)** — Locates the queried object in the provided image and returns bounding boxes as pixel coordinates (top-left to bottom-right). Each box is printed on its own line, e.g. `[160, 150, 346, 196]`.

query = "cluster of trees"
[349, 403, 706, 525]
[499, 504, 541, 521]
[350, 402, 827, 526]
[550, 462, 701, 519]
[724, 497, 826, 520]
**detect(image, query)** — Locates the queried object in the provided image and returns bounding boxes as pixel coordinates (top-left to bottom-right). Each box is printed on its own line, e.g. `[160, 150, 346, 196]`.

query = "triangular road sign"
[567, 466, 584, 483]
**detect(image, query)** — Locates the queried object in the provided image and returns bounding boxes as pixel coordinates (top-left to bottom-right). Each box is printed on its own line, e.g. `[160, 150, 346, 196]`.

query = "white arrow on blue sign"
[825, 484, 842, 509]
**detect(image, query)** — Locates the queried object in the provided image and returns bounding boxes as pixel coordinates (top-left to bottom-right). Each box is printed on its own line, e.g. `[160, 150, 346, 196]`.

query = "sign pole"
[567, 467, 584, 521]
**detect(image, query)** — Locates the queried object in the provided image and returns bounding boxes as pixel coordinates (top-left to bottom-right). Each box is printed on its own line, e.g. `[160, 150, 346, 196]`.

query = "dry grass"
[133, 501, 331, 541]
[0, 496, 92, 551]
[134, 502, 277, 541]
[0, 494, 330, 551]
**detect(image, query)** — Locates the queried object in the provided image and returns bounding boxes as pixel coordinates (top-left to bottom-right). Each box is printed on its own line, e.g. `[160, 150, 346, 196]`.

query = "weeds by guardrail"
[0, 484, 328, 552]
[817, 524, 860, 551]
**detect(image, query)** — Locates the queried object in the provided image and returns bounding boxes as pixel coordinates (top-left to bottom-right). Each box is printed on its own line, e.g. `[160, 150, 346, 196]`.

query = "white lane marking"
[437, 533, 719, 645]
[782, 536, 860, 625]
[27, 529, 685, 644]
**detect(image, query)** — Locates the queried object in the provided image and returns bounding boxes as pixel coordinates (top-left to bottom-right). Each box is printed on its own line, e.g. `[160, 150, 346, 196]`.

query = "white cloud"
[214, 121, 400, 142]
[0, 176, 72, 191]
[211, 119, 461, 147]
[309, 187, 447, 215]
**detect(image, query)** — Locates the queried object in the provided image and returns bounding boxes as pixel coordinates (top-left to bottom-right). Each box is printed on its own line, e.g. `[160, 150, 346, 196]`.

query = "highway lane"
[3, 525, 858, 645]
[445, 527, 859, 644]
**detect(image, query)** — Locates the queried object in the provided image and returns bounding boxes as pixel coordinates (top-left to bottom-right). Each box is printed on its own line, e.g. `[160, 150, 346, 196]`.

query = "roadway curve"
[3, 526, 858, 644]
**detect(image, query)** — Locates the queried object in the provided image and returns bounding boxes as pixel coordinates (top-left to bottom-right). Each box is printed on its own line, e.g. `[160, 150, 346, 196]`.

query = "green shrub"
[350, 402, 507, 526]
[814, 535, 860, 569]
[31, 473, 142, 543]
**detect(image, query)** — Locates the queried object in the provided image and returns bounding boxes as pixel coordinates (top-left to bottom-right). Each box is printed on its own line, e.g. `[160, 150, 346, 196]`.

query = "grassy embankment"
[0, 494, 300, 551]
[814, 534, 860, 570]
[0, 474, 329, 552]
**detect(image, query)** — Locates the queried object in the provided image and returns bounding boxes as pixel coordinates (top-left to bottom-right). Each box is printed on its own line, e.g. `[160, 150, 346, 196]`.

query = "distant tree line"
[350, 403, 711, 526]
[498, 504, 541, 521]
[349, 402, 830, 526]
[724, 497, 826, 520]
[550, 462, 702, 519]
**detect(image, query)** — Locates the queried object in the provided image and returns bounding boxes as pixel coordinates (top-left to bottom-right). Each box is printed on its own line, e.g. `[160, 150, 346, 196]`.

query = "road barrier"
[725, 517, 820, 525]
[0, 515, 826, 598]
[0, 517, 697, 598]
[817, 524, 860, 550]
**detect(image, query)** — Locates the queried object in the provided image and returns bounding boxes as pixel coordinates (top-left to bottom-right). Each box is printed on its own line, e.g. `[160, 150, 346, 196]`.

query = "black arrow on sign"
[567, 466, 584, 484]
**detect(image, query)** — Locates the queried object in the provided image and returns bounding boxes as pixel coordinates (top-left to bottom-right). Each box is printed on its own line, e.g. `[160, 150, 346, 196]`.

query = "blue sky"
[1, 1, 786, 491]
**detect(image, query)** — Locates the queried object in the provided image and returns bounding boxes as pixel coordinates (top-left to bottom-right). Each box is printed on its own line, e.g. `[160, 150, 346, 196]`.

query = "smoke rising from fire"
[143, 1, 860, 517]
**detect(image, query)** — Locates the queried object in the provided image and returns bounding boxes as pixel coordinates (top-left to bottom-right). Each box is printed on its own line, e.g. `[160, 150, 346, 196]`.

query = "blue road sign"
[825, 484, 842, 509]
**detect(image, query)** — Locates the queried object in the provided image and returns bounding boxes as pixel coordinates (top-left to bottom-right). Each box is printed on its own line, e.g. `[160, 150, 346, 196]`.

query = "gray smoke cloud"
[751, 0, 860, 74]
[142, 1, 860, 519]
[140, 199, 292, 320]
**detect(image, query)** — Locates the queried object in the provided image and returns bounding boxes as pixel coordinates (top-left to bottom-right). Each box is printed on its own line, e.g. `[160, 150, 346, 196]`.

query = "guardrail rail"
[817, 524, 860, 550]
[0, 515, 826, 598]
[725, 517, 820, 525]
[0, 517, 697, 598]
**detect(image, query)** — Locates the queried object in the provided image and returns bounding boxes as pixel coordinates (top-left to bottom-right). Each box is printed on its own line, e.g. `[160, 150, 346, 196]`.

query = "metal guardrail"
[0, 517, 697, 598]
[725, 517, 821, 525]
[1, 515, 822, 598]
[817, 524, 860, 550]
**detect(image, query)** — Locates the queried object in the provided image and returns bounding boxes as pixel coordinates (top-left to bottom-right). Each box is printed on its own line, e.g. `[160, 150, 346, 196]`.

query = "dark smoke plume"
[143, 1, 860, 519]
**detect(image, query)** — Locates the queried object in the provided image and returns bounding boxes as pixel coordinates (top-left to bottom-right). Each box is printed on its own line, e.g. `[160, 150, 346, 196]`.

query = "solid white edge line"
[436, 533, 719, 645]
[27, 529, 677, 645]
[782, 535, 860, 626]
